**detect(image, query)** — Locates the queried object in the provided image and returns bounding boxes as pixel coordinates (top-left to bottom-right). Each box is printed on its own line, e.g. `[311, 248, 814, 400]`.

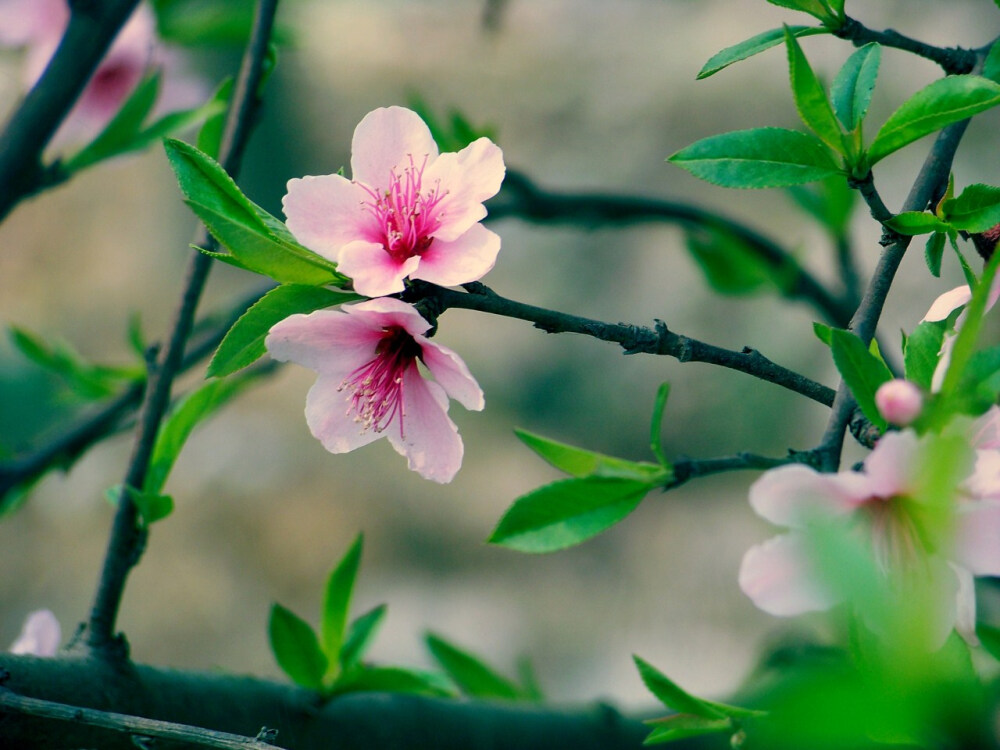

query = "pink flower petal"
[283, 174, 373, 262]
[338, 241, 420, 297]
[971, 406, 1000, 450]
[10, 609, 61, 656]
[424, 137, 506, 242]
[748, 464, 858, 528]
[304, 374, 386, 454]
[417, 337, 485, 411]
[345, 297, 432, 336]
[953, 500, 1000, 575]
[862, 430, 919, 498]
[951, 563, 978, 646]
[965, 450, 1000, 499]
[350, 106, 439, 187]
[266, 310, 382, 376]
[386, 365, 464, 483]
[0, 0, 63, 46]
[739, 534, 840, 616]
[922, 285, 971, 323]
[410, 224, 501, 288]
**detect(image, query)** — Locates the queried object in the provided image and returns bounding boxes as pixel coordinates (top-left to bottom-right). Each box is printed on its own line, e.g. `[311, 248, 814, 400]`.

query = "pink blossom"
[740, 431, 1000, 644]
[9, 609, 61, 656]
[921, 275, 1000, 391]
[283, 106, 505, 298]
[0, 0, 203, 146]
[265, 297, 484, 483]
[875, 379, 923, 425]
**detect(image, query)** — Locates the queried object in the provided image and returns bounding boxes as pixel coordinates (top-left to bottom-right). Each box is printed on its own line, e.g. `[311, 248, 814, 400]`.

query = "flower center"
[339, 327, 422, 435]
[862, 494, 933, 576]
[360, 155, 446, 263]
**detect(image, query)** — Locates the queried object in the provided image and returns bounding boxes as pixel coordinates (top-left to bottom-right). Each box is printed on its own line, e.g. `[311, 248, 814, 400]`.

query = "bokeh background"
[1, 0, 999, 707]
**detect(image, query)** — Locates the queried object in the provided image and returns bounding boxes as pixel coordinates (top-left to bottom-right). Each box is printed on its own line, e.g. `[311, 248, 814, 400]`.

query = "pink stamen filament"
[359, 154, 446, 263]
[339, 328, 422, 436]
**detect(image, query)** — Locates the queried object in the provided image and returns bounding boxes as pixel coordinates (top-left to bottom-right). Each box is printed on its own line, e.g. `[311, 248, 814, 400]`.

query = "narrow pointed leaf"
[697, 26, 827, 79]
[868, 76, 1000, 166]
[633, 656, 725, 718]
[340, 603, 387, 671]
[830, 43, 881, 131]
[685, 227, 795, 295]
[514, 429, 666, 481]
[425, 632, 523, 700]
[829, 328, 892, 429]
[489, 477, 652, 553]
[669, 128, 840, 189]
[208, 285, 361, 377]
[268, 604, 327, 690]
[321, 533, 364, 663]
[650, 382, 671, 467]
[939, 183, 1000, 233]
[983, 41, 1000, 84]
[904, 321, 946, 392]
[766, 0, 831, 19]
[643, 715, 734, 745]
[146, 375, 254, 495]
[786, 27, 845, 153]
[197, 78, 234, 159]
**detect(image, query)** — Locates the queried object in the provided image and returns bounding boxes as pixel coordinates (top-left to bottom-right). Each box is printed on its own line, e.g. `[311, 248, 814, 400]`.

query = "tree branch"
[0, 654, 648, 750]
[413, 282, 836, 407]
[0, 0, 141, 220]
[666, 451, 814, 489]
[832, 16, 979, 74]
[83, 0, 279, 657]
[487, 170, 854, 327]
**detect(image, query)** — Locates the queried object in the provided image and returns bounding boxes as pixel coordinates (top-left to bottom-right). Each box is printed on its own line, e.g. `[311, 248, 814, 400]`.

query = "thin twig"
[0, 688, 282, 750]
[416, 282, 836, 407]
[666, 451, 814, 489]
[833, 16, 979, 74]
[83, 0, 280, 657]
[489, 170, 854, 326]
[0, 0, 141, 220]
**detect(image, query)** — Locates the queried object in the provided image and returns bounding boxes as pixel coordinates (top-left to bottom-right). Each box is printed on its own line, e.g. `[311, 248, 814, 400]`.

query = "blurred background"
[1, 0, 998, 707]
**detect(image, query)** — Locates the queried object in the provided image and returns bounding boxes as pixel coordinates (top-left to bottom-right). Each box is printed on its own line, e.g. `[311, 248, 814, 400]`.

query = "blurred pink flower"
[0, 0, 203, 146]
[739, 431, 1000, 644]
[922, 275, 1000, 391]
[875, 379, 923, 426]
[9, 609, 61, 656]
[283, 106, 505, 298]
[266, 297, 484, 483]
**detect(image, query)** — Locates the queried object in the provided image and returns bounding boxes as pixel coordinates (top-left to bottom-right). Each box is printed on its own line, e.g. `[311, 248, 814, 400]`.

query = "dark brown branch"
[833, 16, 978, 74]
[0, 654, 648, 750]
[488, 170, 854, 327]
[83, 0, 279, 657]
[415, 283, 836, 407]
[0, 0, 141, 220]
[666, 451, 814, 489]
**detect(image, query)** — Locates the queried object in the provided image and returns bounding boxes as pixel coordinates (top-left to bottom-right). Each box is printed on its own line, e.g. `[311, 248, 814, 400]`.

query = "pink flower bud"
[875, 379, 923, 426]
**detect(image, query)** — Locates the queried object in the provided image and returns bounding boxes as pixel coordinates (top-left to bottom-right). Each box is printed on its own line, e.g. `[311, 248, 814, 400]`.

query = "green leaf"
[812, 321, 833, 346]
[925, 232, 946, 277]
[339, 604, 387, 671]
[830, 43, 881, 132]
[939, 183, 1000, 233]
[163, 139, 347, 286]
[884, 211, 952, 236]
[106, 484, 175, 526]
[330, 666, 455, 698]
[868, 76, 1000, 166]
[650, 382, 670, 468]
[208, 285, 361, 377]
[634, 656, 725, 718]
[829, 328, 893, 429]
[785, 26, 845, 153]
[903, 321, 946, 390]
[976, 623, 1000, 661]
[697, 26, 828, 80]
[668, 128, 840, 189]
[196, 77, 234, 160]
[685, 228, 792, 296]
[268, 603, 327, 690]
[954, 345, 1000, 412]
[146, 375, 253, 495]
[321, 534, 364, 667]
[643, 715, 734, 745]
[425, 632, 523, 700]
[766, 0, 833, 20]
[786, 175, 856, 238]
[514, 429, 666, 481]
[941, 248, 1000, 396]
[983, 40, 1000, 85]
[489, 477, 651, 553]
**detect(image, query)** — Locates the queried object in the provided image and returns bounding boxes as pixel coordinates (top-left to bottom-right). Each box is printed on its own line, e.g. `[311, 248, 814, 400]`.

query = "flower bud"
[875, 379, 923, 426]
